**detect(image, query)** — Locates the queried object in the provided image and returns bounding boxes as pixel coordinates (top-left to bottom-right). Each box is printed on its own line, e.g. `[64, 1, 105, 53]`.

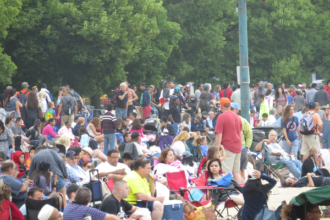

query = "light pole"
[238, 0, 250, 122]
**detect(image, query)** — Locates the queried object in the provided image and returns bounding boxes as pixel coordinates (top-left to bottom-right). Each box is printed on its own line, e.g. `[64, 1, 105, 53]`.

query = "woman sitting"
[181, 113, 191, 131]
[30, 162, 53, 195]
[65, 150, 91, 186]
[193, 135, 208, 157]
[302, 148, 322, 177]
[207, 158, 244, 206]
[129, 119, 144, 138]
[0, 184, 24, 220]
[86, 117, 104, 143]
[281, 202, 321, 220]
[26, 119, 42, 146]
[197, 146, 226, 175]
[171, 131, 190, 157]
[58, 121, 75, 140]
[81, 161, 93, 176]
[72, 117, 86, 137]
[241, 170, 276, 220]
[81, 146, 107, 163]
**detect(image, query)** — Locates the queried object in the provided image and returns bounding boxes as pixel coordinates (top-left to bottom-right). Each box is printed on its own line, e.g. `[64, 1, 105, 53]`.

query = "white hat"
[82, 147, 93, 157]
[248, 170, 257, 180]
[38, 204, 55, 220]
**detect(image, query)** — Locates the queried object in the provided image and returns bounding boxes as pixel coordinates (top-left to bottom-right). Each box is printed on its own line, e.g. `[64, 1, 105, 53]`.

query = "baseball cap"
[182, 151, 193, 158]
[202, 111, 209, 115]
[177, 84, 183, 88]
[230, 102, 239, 109]
[131, 132, 140, 139]
[220, 98, 231, 107]
[185, 85, 191, 88]
[290, 85, 295, 89]
[22, 82, 29, 88]
[308, 102, 316, 109]
[298, 84, 303, 88]
[66, 150, 76, 158]
[174, 87, 180, 93]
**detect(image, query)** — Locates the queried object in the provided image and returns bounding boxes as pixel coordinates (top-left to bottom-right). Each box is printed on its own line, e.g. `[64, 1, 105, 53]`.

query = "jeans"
[280, 159, 302, 179]
[27, 116, 38, 130]
[115, 108, 127, 119]
[127, 105, 134, 117]
[282, 139, 299, 160]
[103, 133, 116, 154]
[151, 105, 158, 117]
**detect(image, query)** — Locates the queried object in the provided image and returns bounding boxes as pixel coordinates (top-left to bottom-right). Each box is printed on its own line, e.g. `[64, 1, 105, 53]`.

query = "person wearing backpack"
[57, 88, 77, 126]
[220, 82, 233, 100]
[18, 82, 30, 106]
[300, 102, 323, 162]
[196, 84, 213, 113]
[281, 104, 302, 160]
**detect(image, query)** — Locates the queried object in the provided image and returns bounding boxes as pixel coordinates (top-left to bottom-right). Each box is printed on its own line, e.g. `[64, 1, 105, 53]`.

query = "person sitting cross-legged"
[99, 180, 141, 219]
[123, 158, 164, 220]
[255, 130, 302, 180]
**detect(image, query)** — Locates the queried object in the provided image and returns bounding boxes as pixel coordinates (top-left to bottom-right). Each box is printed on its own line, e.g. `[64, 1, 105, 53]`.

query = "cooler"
[161, 200, 184, 220]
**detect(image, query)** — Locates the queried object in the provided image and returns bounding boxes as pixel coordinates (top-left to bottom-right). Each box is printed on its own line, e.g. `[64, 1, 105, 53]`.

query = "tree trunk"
[90, 95, 101, 108]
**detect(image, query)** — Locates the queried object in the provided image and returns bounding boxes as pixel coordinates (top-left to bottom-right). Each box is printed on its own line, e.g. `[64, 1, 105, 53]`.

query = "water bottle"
[117, 207, 127, 219]
[83, 214, 92, 220]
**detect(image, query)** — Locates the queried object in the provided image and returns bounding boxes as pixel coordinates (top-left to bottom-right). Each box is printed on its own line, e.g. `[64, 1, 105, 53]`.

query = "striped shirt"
[101, 112, 117, 134]
[63, 203, 106, 220]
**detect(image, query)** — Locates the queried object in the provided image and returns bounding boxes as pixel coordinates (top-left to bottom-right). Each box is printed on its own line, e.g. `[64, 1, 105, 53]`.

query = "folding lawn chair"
[263, 143, 286, 179]
[25, 197, 60, 220]
[203, 171, 241, 218]
[166, 170, 214, 207]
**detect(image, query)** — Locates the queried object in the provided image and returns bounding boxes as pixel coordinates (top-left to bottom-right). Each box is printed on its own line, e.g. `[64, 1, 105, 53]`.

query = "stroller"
[143, 118, 161, 147]
[80, 105, 94, 123]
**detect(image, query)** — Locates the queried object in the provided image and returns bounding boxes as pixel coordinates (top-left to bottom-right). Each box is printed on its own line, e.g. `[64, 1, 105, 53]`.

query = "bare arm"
[215, 133, 222, 149]
[196, 99, 200, 112]
[255, 139, 269, 152]
[168, 114, 175, 124]
[135, 192, 157, 201]
[105, 214, 120, 220]
[74, 105, 77, 117]
[118, 91, 127, 100]
[149, 176, 156, 196]
[15, 101, 21, 117]
[19, 181, 29, 192]
[219, 145, 226, 162]
[307, 173, 315, 187]
[89, 124, 100, 136]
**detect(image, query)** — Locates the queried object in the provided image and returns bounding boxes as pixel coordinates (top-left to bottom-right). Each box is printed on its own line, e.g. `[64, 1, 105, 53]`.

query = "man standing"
[215, 98, 243, 183]
[301, 102, 323, 162]
[39, 83, 53, 103]
[140, 83, 151, 119]
[220, 82, 232, 99]
[253, 82, 266, 112]
[231, 85, 241, 110]
[58, 88, 77, 126]
[306, 83, 318, 105]
[314, 84, 330, 109]
[183, 85, 191, 102]
[123, 158, 164, 220]
[231, 102, 252, 181]
[99, 180, 141, 219]
[160, 81, 171, 118]
[125, 82, 138, 117]
[194, 84, 204, 101]
[116, 83, 128, 119]
[168, 96, 181, 127]
[18, 82, 30, 105]
[101, 103, 118, 153]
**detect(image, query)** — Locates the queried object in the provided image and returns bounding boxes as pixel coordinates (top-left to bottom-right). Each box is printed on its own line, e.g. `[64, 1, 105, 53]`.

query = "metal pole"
[238, 0, 250, 122]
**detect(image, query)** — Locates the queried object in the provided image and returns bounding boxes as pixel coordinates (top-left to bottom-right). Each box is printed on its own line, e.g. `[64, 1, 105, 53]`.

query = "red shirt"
[0, 200, 25, 220]
[291, 89, 297, 98]
[215, 111, 242, 153]
[325, 85, 330, 98]
[219, 89, 233, 100]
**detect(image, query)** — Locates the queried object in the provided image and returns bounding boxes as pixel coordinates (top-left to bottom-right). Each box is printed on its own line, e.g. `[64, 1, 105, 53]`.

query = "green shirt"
[259, 101, 269, 120]
[123, 171, 151, 204]
[240, 116, 253, 148]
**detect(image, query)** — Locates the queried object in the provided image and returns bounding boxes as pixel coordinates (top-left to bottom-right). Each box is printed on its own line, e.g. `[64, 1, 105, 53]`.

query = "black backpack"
[72, 92, 83, 112]
[64, 98, 74, 115]
[199, 91, 210, 109]
[221, 89, 227, 98]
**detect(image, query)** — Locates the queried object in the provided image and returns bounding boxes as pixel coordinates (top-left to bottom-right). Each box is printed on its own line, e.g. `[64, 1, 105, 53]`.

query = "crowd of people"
[0, 80, 329, 220]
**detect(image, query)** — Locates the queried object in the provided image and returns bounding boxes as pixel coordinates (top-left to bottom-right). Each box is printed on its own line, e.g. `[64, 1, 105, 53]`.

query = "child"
[205, 146, 225, 171]
[79, 127, 89, 148]
[45, 102, 57, 121]
[250, 109, 256, 128]
[258, 113, 269, 127]
[31, 161, 53, 195]
[115, 118, 125, 144]
[160, 116, 175, 136]
[26, 146, 36, 168]
[193, 135, 208, 157]
[207, 158, 244, 206]
[130, 118, 144, 138]
[258, 94, 269, 120]
[128, 112, 136, 128]
[12, 151, 27, 179]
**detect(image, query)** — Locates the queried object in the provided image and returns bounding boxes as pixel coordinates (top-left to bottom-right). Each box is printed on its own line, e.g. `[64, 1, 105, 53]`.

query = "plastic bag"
[130, 208, 151, 220]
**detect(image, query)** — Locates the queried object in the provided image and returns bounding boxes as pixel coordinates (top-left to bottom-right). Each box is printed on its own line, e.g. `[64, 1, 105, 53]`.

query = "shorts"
[301, 135, 321, 156]
[222, 149, 241, 173]
[51, 176, 65, 191]
[240, 148, 248, 170]
[136, 200, 154, 213]
[143, 106, 151, 119]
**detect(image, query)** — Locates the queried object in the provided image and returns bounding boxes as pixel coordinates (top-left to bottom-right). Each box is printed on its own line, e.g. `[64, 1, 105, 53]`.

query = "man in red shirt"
[219, 82, 233, 100]
[324, 80, 330, 98]
[215, 98, 243, 183]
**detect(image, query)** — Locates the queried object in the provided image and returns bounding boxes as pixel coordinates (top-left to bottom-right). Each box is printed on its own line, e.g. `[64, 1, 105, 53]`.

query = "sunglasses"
[69, 157, 78, 160]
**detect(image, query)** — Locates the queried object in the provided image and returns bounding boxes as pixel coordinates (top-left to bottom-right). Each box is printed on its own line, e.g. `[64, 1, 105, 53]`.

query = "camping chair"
[262, 143, 286, 179]
[166, 170, 214, 207]
[25, 197, 60, 220]
[203, 171, 241, 218]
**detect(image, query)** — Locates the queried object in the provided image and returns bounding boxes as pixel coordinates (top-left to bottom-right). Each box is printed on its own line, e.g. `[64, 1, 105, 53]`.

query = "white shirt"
[160, 89, 174, 110]
[268, 115, 276, 125]
[265, 142, 290, 162]
[96, 161, 131, 174]
[39, 98, 47, 113]
[258, 120, 270, 127]
[38, 88, 52, 103]
[171, 141, 186, 156]
[231, 89, 241, 110]
[58, 126, 75, 139]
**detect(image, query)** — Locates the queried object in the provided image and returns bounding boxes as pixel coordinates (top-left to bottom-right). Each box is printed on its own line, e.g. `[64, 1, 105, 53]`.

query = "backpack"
[19, 90, 28, 105]
[299, 113, 316, 135]
[199, 91, 210, 109]
[72, 92, 83, 112]
[63, 98, 74, 115]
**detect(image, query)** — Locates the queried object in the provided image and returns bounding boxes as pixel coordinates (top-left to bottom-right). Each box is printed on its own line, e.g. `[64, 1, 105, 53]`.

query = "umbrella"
[291, 186, 330, 206]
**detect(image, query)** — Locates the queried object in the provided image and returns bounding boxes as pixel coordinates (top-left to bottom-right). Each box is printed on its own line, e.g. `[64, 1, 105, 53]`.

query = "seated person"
[302, 148, 322, 177]
[207, 158, 244, 206]
[129, 119, 144, 138]
[193, 135, 208, 157]
[10, 117, 30, 143]
[12, 150, 27, 179]
[121, 152, 134, 168]
[81, 146, 107, 163]
[283, 172, 330, 187]
[38, 204, 62, 220]
[66, 183, 80, 206]
[99, 180, 141, 218]
[119, 131, 131, 157]
[124, 132, 148, 160]
[0, 183, 25, 220]
[160, 117, 175, 136]
[200, 111, 213, 131]
[171, 131, 190, 157]
[19, 187, 45, 216]
[191, 116, 208, 135]
[257, 113, 270, 127]
[26, 119, 41, 145]
[58, 121, 76, 140]
[0, 161, 33, 208]
[255, 130, 302, 179]
[123, 158, 164, 220]
[96, 149, 130, 181]
[30, 162, 53, 195]
[26, 146, 36, 168]
[63, 187, 118, 219]
[72, 117, 85, 137]
[204, 146, 226, 171]
[42, 118, 61, 145]
[65, 150, 90, 186]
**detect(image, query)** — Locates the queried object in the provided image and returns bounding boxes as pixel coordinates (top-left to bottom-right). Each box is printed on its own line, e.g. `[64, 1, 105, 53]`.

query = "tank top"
[86, 124, 95, 137]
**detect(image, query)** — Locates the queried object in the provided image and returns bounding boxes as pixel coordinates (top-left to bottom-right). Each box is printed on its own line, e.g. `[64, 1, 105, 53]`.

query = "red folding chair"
[203, 170, 241, 218]
[166, 170, 214, 207]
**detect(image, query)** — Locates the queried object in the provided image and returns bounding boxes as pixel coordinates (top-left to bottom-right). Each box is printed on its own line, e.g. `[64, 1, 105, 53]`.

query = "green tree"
[0, 0, 21, 85]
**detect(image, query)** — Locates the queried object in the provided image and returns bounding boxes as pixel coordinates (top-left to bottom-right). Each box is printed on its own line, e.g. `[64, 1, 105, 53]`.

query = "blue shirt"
[280, 116, 299, 141]
[200, 145, 208, 157]
[63, 203, 106, 220]
[6, 97, 19, 111]
[0, 174, 27, 200]
[287, 95, 293, 104]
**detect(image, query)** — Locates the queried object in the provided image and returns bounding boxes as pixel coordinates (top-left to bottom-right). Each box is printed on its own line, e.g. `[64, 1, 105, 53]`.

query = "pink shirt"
[42, 124, 57, 138]
[129, 128, 144, 138]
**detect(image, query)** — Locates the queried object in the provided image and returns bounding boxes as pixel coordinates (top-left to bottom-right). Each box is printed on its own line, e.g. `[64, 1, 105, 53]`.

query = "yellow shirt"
[123, 171, 151, 204]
